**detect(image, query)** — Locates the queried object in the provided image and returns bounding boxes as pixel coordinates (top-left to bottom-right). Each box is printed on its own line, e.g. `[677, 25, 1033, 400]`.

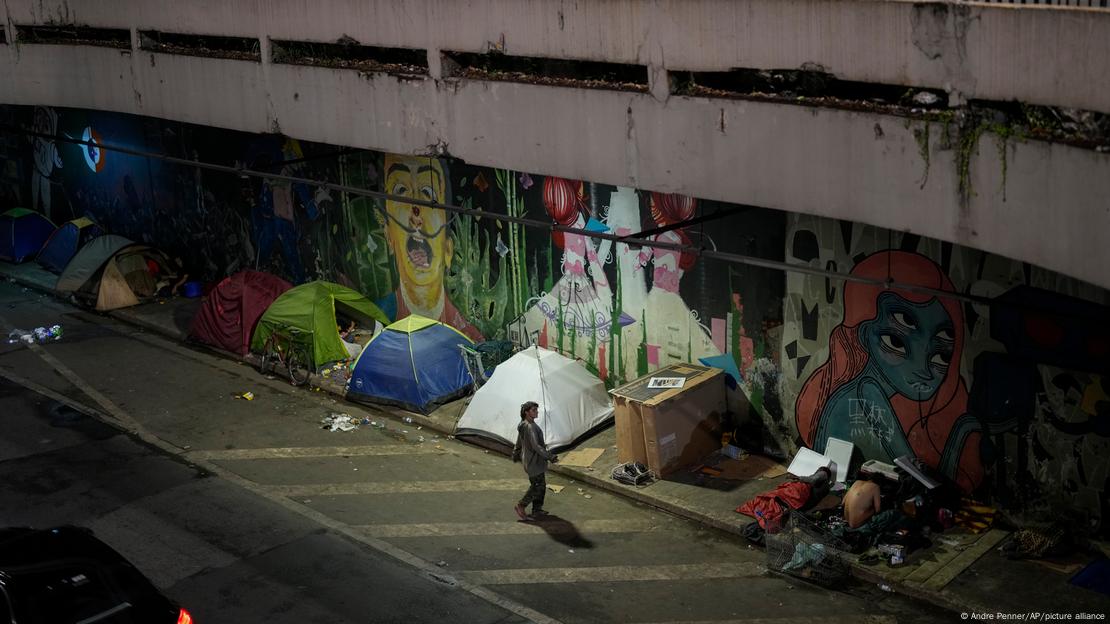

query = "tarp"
[190, 270, 292, 355]
[250, 280, 389, 368]
[55, 235, 134, 293]
[0, 208, 56, 263]
[456, 346, 614, 450]
[348, 315, 474, 413]
[37, 217, 103, 273]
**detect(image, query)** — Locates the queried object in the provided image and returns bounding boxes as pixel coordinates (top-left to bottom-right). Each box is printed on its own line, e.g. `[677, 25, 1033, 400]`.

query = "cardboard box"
[610, 364, 727, 478]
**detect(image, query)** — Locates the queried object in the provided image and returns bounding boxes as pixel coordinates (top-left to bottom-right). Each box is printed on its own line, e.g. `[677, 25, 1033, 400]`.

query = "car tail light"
[177, 608, 194, 624]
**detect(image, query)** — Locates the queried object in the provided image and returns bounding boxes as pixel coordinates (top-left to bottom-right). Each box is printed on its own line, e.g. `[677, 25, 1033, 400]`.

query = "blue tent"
[0, 209, 56, 263]
[37, 217, 104, 273]
[348, 315, 475, 413]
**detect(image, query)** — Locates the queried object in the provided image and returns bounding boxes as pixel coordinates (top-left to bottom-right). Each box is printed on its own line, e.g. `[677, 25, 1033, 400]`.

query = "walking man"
[513, 401, 557, 520]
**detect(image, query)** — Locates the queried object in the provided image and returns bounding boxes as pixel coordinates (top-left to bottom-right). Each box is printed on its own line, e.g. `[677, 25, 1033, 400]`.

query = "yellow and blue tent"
[348, 315, 474, 413]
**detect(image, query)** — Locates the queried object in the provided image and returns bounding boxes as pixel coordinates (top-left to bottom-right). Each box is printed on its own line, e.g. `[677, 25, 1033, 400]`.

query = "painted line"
[188, 445, 449, 461]
[458, 562, 765, 585]
[0, 359, 561, 624]
[268, 479, 526, 497]
[360, 518, 665, 538]
[639, 612, 896, 617]
[0, 313, 141, 433]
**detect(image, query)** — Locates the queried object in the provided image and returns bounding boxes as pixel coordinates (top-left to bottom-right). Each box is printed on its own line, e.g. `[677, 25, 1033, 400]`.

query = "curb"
[2, 268, 968, 613]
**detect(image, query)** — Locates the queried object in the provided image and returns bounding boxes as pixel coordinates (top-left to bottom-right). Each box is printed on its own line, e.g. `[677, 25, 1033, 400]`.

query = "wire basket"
[764, 511, 851, 587]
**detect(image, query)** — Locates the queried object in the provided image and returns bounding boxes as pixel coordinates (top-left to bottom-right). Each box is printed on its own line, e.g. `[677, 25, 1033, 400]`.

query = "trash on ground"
[547, 484, 565, 494]
[234, 391, 255, 401]
[7, 325, 62, 345]
[611, 461, 656, 486]
[321, 412, 359, 432]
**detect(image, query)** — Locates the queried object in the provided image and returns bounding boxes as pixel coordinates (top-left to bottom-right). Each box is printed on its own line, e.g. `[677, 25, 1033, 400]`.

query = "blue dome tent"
[348, 315, 474, 413]
[0, 208, 56, 263]
[37, 217, 104, 273]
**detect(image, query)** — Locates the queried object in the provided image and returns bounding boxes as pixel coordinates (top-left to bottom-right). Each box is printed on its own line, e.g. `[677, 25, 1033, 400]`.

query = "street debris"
[321, 412, 359, 432]
[547, 484, 564, 494]
[234, 391, 255, 401]
[7, 325, 63, 345]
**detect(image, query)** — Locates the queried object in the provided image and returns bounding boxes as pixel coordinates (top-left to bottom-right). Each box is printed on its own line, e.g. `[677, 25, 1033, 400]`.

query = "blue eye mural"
[79, 126, 105, 173]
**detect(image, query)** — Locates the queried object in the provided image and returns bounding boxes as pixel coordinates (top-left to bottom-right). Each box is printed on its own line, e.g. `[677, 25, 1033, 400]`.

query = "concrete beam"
[4, 0, 1110, 113]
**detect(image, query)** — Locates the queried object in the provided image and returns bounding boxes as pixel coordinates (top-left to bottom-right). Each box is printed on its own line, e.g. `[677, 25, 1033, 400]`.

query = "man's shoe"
[514, 504, 529, 521]
[530, 509, 550, 518]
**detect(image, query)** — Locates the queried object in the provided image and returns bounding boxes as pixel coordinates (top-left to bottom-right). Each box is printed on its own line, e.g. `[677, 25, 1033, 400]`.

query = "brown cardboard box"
[610, 364, 727, 477]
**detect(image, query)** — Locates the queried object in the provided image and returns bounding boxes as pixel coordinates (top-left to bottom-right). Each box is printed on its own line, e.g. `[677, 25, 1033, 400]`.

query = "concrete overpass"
[1, 0, 1108, 289]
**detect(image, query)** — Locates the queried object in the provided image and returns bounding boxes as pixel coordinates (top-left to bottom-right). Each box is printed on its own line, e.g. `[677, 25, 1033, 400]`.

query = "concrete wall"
[1, 0, 1108, 292]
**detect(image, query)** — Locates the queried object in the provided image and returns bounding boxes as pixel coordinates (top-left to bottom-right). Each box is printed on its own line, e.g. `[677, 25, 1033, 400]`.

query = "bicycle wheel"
[259, 334, 278, 375]
[286, 344, 313, 386]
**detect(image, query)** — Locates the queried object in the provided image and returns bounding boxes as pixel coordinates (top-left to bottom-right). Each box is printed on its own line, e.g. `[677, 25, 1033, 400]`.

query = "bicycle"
[259, 326, 314, 386]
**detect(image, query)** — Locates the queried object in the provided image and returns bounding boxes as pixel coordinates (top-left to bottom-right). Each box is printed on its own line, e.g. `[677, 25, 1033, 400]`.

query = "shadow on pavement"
[529, 514, 595, 549]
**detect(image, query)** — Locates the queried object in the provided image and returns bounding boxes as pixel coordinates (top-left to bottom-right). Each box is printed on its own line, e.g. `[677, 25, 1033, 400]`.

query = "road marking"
[188, 444, 449, 461]
[639, 612, 896, 617]
[267, 479, 525, 497]
[458, 562, 765, 585]
[0, 312, 140, 433]
[0, 344, 561, 624]
[360, 518, 665, 538]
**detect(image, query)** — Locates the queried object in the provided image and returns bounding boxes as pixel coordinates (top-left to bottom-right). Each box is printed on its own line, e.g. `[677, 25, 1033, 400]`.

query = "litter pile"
[321, 412, 360, 432]
[7, 325, 63, 345]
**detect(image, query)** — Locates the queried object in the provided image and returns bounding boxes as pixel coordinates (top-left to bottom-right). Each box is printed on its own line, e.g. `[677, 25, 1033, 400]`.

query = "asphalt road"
[0, 282, 955, 623]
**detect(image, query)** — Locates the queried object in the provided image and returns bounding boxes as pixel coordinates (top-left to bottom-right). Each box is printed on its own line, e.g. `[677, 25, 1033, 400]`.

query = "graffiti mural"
[783, 213, 1110, 525]
[7, 103, 1110, 525]
[30, 106, 63, 221]
[794, 250, 983, 492]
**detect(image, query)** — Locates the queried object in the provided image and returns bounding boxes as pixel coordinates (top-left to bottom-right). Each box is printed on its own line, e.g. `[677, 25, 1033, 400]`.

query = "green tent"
[250, 280, 389, 368]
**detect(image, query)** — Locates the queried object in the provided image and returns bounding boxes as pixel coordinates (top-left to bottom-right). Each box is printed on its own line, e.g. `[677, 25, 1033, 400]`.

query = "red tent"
[189, 270, 292, 355]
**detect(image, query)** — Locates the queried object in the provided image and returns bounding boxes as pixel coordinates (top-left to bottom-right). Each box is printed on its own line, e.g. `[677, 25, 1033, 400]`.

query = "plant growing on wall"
[446, 202, 511, 339]
[336, 153, 393, 300]
[493, 169, 530, 320]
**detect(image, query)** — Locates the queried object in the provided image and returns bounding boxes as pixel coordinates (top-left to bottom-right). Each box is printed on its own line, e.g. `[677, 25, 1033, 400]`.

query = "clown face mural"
[383, 153, 483, 341]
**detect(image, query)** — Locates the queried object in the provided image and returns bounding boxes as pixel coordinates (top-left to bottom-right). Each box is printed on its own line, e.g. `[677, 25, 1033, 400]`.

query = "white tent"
[456, 346, 614, 450]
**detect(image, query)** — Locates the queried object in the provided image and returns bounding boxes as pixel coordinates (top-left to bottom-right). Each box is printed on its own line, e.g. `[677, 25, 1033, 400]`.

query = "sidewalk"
[4, 260, 1107, 617]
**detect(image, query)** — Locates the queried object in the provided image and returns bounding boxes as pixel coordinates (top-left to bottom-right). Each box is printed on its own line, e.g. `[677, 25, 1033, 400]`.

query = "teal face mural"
[796, 250, 979, 491]
[5, 104, 1110, 528]
[862, 294, 956, 400]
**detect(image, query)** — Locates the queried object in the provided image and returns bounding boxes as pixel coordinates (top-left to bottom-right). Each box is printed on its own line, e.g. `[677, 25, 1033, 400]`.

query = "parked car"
[0, 526, 193, 623]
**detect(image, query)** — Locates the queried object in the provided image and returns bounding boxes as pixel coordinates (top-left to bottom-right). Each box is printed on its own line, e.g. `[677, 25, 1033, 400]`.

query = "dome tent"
[348, 315, 474, 413]
[456, 345, 613, 450]
[190, 270, 292, 355]
[55, 235, 170, 311]
[250, 280, 389, 370]
[37, 217, 104, 273]
[0, 208, 56, 263]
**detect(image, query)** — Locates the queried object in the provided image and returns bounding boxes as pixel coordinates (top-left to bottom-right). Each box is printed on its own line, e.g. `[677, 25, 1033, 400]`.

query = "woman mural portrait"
[795, 251, 985, 492]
